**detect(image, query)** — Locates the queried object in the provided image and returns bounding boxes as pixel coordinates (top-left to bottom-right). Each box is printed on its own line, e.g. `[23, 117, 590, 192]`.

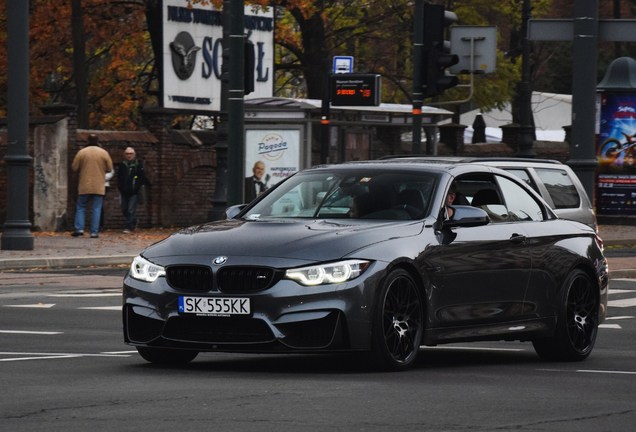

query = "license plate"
[178, 296, 251, 317]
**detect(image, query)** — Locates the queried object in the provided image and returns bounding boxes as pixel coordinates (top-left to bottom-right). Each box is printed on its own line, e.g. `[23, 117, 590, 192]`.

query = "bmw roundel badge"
[213, 256, 228, 265]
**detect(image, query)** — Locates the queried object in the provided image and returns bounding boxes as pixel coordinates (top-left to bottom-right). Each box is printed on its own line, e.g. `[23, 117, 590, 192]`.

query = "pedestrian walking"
[117, 147, 149, 233]
[71, 134, 114, 238]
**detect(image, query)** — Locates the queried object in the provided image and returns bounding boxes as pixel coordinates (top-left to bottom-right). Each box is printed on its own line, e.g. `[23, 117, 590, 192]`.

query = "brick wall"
[2, 105, 575, 232]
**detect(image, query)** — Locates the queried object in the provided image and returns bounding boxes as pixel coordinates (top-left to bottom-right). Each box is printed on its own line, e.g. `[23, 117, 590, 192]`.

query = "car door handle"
[509, 233, 527, 244]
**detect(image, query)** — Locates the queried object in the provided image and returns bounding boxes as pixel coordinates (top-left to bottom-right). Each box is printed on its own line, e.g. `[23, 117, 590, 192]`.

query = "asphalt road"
[1, 268, 635, 431]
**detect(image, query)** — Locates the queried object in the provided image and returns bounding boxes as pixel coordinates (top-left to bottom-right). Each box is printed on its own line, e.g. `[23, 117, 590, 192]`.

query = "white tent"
[459, 92, 571, 142]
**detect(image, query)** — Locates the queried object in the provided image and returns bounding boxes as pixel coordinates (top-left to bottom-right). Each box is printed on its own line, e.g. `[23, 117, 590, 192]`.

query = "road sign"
[333, 56, 354, 74]
[330, 74, 381, 106]
[450, 26, 497, 74]
[528, 19, 636, 42]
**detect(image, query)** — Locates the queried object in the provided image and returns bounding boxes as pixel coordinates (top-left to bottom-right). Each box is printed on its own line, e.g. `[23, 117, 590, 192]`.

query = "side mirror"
[225, 204, 247, 220]
[443, 205, 490, 228]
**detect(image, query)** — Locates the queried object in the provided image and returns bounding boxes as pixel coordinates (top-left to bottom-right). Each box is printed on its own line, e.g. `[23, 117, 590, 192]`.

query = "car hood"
[142, 218, 423, 261]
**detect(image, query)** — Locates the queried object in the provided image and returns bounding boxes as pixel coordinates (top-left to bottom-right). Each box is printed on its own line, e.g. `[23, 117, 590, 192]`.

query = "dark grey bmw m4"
[123, 160, 609, 371]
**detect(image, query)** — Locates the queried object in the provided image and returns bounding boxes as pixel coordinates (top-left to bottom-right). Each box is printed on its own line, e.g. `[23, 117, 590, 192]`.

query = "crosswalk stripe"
[608, 298, 636, 308]
[3, 304, 55, 308]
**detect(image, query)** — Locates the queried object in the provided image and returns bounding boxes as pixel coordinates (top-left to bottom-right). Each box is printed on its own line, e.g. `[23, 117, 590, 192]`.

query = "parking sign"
[333, 56, 354, 74]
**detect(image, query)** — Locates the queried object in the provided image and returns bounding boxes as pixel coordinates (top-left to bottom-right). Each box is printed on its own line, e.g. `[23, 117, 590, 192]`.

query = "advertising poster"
[597, 92, 636, 216]
[244, 129, 301, 202]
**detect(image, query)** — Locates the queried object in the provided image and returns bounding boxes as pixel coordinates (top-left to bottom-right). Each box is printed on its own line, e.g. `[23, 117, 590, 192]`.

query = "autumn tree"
[1, 0, 601, 130]
[0, 0, 153, 129]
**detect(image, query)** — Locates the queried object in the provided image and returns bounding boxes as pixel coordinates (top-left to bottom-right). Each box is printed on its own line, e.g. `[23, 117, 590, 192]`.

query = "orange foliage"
[0, 0, 153, 129]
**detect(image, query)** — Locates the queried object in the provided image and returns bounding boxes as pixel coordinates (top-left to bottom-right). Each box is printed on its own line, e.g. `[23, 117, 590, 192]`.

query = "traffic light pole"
[226, 0, 245, 206]
[412, 0, 425, 154]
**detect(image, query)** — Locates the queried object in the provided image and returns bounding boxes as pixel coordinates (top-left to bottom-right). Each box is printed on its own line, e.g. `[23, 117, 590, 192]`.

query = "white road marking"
[49, 293, 120, 298]
[608, 298, 636, 308]
[0, 351, 133, 362]
[0, 330, 62, 335]
[577, 369, 636, 376]
[609, 289, 633, 294]
[77, 306, 121, 311]
[422, 346, 525, 352]
[539, 368, 636, 375]
[605, 316, 635, 320]
[599, 323, 621, 329]
[3, 304, 55, 308]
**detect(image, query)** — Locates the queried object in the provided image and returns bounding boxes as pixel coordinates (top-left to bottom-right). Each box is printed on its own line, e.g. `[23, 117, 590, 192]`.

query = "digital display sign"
[330, 74, 381, 106]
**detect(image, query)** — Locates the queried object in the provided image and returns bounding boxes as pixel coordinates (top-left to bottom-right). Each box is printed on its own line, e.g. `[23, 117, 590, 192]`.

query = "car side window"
[534, 168, 580, 209]
[455, 175, 508, 222]
[503, 168, 537, 191]
[496, 176, 544, 222]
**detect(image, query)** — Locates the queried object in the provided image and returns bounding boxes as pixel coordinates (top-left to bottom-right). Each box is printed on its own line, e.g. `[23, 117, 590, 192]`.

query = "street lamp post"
[2, 1, 34, 250]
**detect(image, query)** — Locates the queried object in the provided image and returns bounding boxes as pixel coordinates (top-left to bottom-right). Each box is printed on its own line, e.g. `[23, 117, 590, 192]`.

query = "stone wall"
[1, 106, 218, 232]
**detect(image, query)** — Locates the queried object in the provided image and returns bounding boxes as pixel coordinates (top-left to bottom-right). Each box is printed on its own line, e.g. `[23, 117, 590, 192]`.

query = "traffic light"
[422, 3, 458, 97]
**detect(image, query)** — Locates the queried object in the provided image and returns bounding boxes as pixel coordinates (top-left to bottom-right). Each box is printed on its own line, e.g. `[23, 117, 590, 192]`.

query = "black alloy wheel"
[533, 269, 599, 361]
[372, 269, 424, 371]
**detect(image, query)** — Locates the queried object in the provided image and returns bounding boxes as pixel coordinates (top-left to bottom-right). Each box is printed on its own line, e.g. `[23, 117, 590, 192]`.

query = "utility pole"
[2, 1, 34, 250]
[412, 0, 425, 154]
[568, 0, 599, 202]
[226, 0, 245, 205]
[516, 0, 535, 158]
[528, 0, 603, 201]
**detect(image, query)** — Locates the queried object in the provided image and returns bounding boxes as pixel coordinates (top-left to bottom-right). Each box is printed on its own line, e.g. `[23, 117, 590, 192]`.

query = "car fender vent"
[217, 266, 282, 293]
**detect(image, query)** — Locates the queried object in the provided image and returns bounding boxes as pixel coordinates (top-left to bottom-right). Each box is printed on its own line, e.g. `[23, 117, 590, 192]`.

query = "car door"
[427, 174, 531, 328]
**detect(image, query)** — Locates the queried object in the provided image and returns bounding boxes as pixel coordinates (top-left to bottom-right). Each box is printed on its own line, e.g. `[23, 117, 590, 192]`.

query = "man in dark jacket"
[117, 147, 148, 233]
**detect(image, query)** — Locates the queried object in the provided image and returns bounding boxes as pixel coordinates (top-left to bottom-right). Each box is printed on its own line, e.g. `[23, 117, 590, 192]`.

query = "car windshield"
[243, 169, 438, 221]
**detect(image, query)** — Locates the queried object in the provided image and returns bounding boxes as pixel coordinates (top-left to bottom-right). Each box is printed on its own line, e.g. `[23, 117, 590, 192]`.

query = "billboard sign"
[244, 128, 302, 201]
[596, 92, 636, 216]
[162, 0, 274, 112]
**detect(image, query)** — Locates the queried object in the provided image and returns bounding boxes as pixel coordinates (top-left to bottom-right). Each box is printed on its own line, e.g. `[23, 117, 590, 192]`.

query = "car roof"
[378, 155, 565, 168]
[309, 159, 501, 176]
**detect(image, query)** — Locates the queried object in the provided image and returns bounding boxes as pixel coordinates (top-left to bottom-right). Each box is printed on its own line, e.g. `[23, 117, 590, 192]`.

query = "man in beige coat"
[71, 134, 113, 238]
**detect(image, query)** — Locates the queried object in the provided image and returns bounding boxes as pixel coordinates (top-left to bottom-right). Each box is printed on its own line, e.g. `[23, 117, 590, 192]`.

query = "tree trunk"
[72, 0, 88, 128]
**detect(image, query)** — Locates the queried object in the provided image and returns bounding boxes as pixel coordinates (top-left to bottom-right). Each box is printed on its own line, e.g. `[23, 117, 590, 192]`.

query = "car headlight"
[285, 259, 371, 286]
[130, 255, 165, 282]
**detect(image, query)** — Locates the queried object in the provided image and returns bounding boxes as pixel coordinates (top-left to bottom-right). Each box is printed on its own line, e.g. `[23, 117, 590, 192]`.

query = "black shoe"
[72, 231, 84, 237]
[90, 233, 99, 238]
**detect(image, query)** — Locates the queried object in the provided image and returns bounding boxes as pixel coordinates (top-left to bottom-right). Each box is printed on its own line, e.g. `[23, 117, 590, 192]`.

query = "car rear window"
[534, 168, 580, 209]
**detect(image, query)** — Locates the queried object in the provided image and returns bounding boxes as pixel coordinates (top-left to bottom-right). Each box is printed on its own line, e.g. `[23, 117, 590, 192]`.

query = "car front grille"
[217, 267, 282, 293]
[165, 265, 282, 293]
[166, 265, 213, 292]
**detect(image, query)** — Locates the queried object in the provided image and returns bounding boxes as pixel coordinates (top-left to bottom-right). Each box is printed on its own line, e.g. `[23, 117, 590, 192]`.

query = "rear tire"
[371, 269, 424, 371]
[600, 139, 621, 160]
[533, 269, 599, 362]
[136, 347, 198, 365]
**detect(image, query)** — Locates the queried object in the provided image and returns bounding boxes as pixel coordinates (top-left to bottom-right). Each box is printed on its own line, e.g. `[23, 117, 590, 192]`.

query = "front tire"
[533, 269, 599, 362]
[371, 269, 424, 371]
[136, 347, 199, 365]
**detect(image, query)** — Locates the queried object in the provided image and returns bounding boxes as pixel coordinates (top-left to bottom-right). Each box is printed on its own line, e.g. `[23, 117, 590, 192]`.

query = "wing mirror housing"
[225, 204, 247, 220]
[443, 205, 490, 228]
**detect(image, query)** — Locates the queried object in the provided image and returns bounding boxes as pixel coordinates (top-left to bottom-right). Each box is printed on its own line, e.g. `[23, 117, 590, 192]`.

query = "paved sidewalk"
[0, 225, 634, 278]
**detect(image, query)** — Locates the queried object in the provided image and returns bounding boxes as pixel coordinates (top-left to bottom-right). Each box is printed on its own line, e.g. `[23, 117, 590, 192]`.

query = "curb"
[0, 255, 136, 271]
